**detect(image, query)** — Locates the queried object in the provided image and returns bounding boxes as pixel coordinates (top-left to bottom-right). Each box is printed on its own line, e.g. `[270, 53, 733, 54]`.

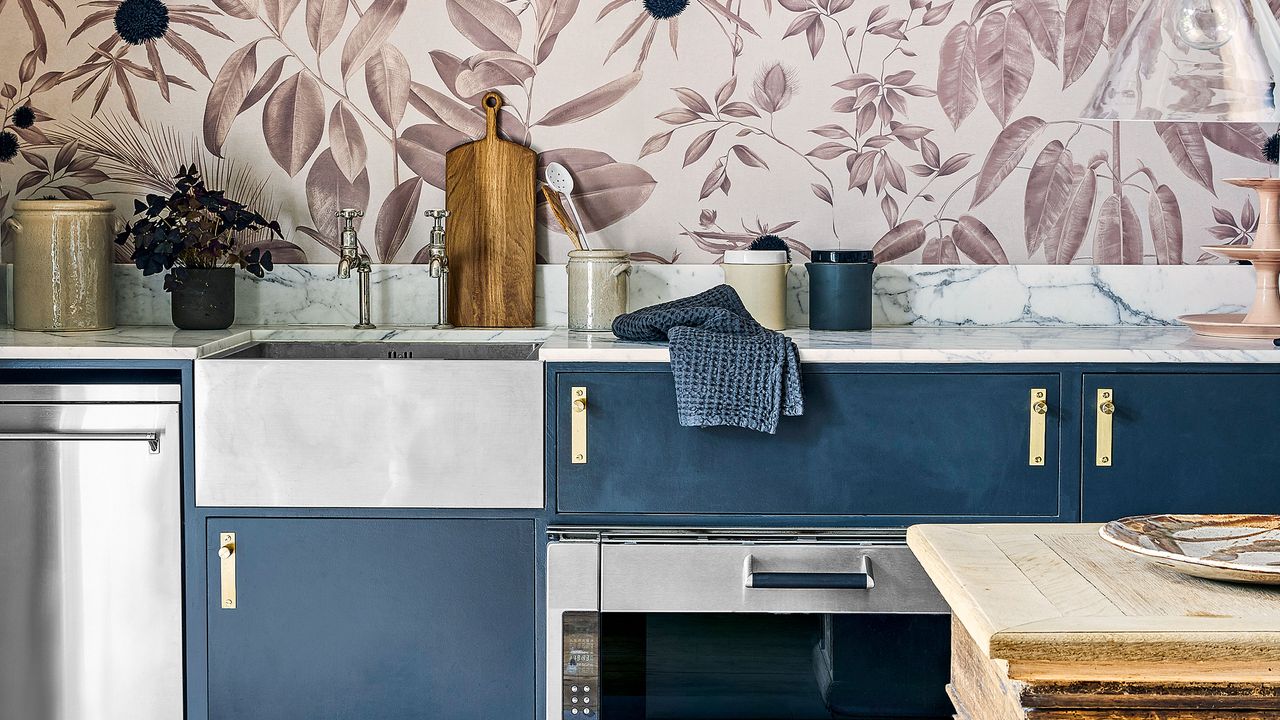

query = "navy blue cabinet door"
[556, 369, 1064, 519]
[1083, 373, 1280, 521]
[205, 518, 535, 720]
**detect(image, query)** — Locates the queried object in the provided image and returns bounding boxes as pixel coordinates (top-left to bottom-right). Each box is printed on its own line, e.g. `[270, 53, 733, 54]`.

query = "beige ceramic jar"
[7, 199, 117, 331]
[723, 249, 788, 330]
[567, 249, 630, 331]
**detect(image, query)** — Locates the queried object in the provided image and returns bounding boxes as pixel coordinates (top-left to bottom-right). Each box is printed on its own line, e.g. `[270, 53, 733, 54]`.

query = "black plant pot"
[171, 267, 235, 330]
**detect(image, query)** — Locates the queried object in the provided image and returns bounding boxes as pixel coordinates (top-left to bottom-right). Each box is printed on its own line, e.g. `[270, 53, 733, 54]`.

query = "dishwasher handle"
[743, 554, 874, 590]
[0, 431, 161, 454]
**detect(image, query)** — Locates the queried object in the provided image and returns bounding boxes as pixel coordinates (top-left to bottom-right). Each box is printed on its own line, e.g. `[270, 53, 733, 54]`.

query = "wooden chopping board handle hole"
[483, 92, 502, 138]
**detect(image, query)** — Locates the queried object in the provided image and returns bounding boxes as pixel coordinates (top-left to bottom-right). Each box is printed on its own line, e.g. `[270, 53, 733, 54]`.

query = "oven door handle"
[742, 554, 874, 590]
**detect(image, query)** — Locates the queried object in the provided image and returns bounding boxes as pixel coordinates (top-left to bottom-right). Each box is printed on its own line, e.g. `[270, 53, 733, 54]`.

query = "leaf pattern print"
[0, 0, 1272, 266]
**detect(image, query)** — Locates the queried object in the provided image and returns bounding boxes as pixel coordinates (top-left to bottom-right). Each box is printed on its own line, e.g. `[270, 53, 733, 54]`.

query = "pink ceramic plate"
[1100, 515, 1280, 584]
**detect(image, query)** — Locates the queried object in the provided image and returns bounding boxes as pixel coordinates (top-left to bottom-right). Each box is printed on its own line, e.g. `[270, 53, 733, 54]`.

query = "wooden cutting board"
[444, 92, 536, 327]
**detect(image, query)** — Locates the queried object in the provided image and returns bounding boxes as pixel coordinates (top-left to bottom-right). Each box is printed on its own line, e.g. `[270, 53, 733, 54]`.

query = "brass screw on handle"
[573, 397, 587, 412]
[1033, 401, 1048, 415]
[1100, 401, 1115, 415]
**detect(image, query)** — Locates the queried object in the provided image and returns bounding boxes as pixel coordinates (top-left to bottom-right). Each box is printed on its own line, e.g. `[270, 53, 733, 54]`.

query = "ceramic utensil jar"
[567, 249, 630, 331]
[7, 199, 117, 331]
[806, 249, 876, 331]
[723, 249, 788, 330]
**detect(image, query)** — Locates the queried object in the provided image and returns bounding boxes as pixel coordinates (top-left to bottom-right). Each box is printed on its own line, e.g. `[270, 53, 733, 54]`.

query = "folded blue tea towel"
[611, 284, 803, 434]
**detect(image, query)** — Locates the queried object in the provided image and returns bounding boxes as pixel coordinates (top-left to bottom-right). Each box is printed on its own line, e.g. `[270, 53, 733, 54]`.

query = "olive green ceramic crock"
[6, 199, 117, 331]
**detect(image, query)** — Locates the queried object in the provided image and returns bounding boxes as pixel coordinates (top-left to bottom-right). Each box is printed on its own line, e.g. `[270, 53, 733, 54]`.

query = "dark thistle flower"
[0, 131, 19, 162]
[1265, 132, 1280, 164]
[750, 234, 791, 261]
[114, 0, 170, 45]
[11, 106, 34, 129]
[643, 0, 689, 19]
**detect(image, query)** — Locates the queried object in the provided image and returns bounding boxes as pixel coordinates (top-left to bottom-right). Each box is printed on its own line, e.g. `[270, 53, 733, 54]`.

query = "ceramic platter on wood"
[1101, 515, 1280, 584]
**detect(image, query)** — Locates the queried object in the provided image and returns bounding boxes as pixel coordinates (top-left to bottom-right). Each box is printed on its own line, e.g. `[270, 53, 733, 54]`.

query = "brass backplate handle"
[1096, 389, 1114, 467]
[1029, 388, 1047, 467]
[219, 532, 236, 609]
[571, 386, 587, 464]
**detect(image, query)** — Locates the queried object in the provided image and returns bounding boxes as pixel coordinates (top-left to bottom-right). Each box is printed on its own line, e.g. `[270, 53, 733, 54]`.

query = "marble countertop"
[1, 324, 1278, 363]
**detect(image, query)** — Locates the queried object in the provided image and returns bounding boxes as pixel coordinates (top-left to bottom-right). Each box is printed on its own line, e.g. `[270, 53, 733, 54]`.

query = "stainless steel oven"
[547, 528, 951, 720]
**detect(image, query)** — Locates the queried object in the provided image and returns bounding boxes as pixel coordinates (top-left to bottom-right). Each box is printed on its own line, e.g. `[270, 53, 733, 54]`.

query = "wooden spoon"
[541, 183, 585, 252]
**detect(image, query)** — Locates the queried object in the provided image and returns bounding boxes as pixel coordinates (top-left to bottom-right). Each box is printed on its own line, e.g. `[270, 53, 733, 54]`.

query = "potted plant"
[116, 165, 280, 330]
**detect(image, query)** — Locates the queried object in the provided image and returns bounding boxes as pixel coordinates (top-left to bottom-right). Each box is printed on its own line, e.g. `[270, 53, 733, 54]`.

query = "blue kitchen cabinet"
[553, 367, 1068, 521]
[1082, 373, 1280, 521]
[204, 518, 536, 720]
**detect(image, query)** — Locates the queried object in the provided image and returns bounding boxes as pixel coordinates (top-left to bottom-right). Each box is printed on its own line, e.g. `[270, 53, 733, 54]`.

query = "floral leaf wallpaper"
[0, 0, 1273, 265]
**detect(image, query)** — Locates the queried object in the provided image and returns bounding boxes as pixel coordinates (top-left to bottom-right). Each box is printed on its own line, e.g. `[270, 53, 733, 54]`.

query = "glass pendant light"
[1083, 0, 1280, 121]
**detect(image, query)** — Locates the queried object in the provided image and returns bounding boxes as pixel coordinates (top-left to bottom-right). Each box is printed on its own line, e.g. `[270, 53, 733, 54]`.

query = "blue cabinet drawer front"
[1083, 373, 1280, 521]
[556, 369, 1062, 517]
[205, 518, 535, 720]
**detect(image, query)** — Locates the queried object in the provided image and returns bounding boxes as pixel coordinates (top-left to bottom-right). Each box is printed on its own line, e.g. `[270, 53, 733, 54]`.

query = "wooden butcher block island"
[907, 524, 1280, 719]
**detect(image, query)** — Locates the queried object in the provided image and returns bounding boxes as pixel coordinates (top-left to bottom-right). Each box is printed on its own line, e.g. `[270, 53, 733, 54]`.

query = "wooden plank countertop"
[907, 524, 1280, 686]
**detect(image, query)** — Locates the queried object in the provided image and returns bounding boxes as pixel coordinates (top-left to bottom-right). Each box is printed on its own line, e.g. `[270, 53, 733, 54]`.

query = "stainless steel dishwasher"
[0, 384, 183, 720]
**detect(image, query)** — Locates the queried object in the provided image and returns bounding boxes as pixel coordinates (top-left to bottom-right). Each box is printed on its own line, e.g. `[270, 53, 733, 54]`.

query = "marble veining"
[3, 264, 1261, 329]
[538, 326, 1280, 363]
[1, 324, 1278, 364]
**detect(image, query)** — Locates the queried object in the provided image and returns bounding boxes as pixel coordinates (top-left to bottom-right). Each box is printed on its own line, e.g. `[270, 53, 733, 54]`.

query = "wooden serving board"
[444, 92, 536, 327]
[908, 524, 1280, 718]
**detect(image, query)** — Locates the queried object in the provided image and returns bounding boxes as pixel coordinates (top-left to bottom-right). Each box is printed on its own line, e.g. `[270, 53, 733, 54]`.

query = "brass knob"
[218, 543, 235, 559]
[1033, 401, 1048, 415]
[573, 397, 587, 413]
[1099, 401, 1115, 415]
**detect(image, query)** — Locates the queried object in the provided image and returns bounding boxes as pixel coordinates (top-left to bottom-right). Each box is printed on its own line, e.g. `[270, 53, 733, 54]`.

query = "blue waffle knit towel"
[611, 284, 803, 434]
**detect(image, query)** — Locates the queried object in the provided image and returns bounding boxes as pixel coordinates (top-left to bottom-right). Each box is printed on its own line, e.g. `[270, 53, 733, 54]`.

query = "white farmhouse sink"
[194, 339, 544, 508]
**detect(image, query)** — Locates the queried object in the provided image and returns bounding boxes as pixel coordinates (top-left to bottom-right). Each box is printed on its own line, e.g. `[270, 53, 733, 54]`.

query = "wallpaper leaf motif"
[374, 175, 421, 262]
[1202, 123, 1271, 161]
[938, 22, 978, 129]
[534, 71, 642, 126]
[1156, 122, 1215, 195]
[1061, 0, 1107, 88]
[1024, 140, 1073, 253]
[973, 116, 1046, 206]
[975, 12, 1033, 126]
[304, 0, 345, 55]
[445, 0, 522, 53]
[262, 70, 324, 176]
[365, 46, 410, 129]
[536, 148, 655, 234]
[1149, 184, 1184, 266]
[203, 38, 260, 156]
[1093, 193, 1142, 264]
[0, 0, 1272, 266]
[339, 0, 405, 79]
[953, 214, 1009, 263]
[1049, 166, 1097, 264]
[301, 147, 369, 248]
[1012, 0, 1062, 65]
[327, 100, 366, 183]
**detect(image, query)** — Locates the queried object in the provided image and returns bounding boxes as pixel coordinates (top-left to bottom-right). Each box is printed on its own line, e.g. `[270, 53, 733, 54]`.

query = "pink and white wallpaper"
[0, 0, 1273, 264]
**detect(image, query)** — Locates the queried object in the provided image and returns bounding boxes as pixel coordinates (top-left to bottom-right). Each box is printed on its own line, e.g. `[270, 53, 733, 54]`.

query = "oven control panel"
[562, 611, 599, 718]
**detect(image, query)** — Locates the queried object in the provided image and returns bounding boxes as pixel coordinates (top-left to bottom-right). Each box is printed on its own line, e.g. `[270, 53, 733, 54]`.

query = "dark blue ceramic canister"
[806, 250, 876, 331]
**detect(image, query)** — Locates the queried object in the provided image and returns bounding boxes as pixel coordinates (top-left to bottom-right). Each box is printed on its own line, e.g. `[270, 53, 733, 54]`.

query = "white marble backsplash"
[1, 263, 1258, 328]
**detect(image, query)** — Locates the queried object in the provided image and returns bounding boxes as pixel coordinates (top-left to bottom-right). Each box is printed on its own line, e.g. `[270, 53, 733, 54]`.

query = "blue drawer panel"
[205, 518, 536, 720]
[555, 368, 1063, 518]
[1083, 373, 1280, 521]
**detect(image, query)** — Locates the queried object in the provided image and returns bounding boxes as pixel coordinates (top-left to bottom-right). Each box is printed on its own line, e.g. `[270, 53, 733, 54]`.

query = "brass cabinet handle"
[219, 533, 237, 610]
[1096, 389, 1114, 467]
[1029, 388, 1048, 467]
[571, 387, 587, 464]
